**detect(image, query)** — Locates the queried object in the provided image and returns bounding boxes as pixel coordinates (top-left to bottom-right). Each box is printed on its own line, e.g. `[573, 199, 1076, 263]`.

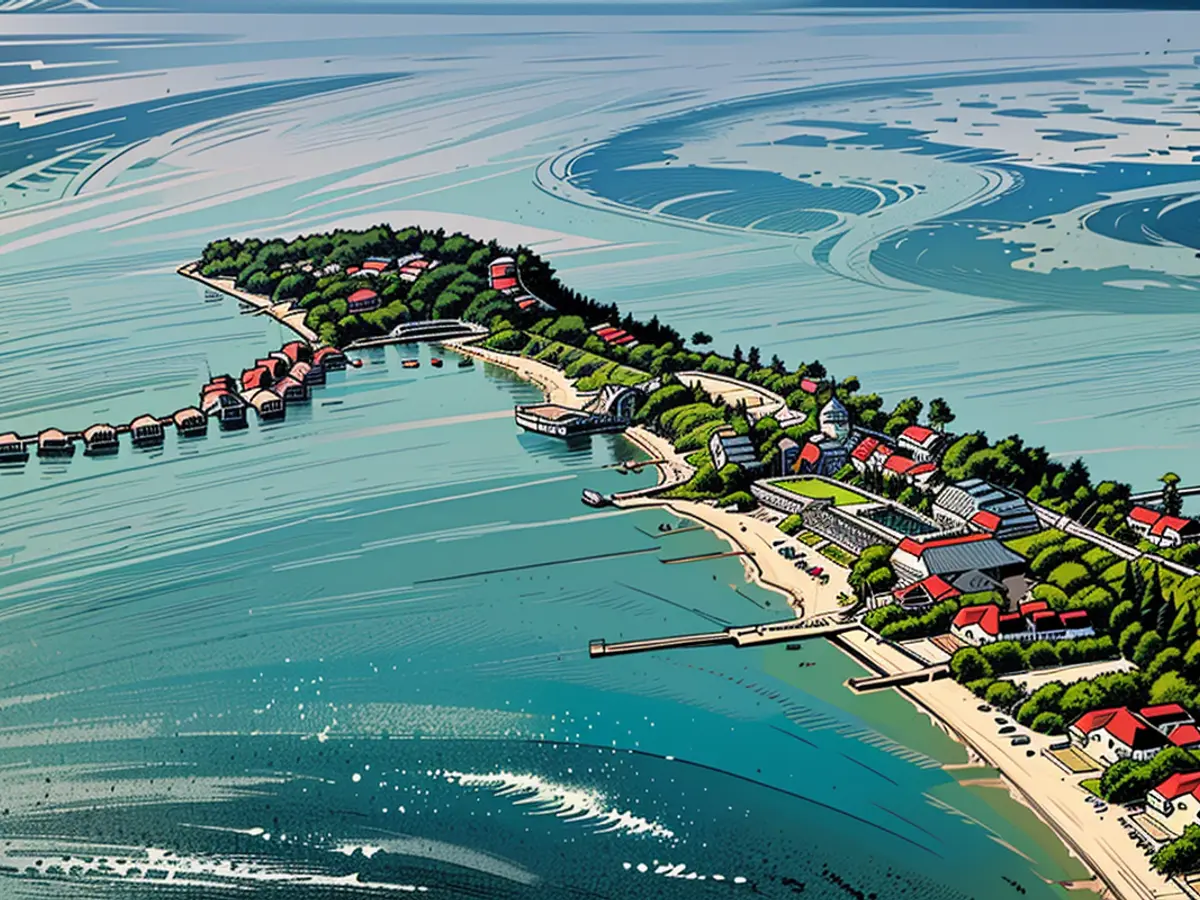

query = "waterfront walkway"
[588, 619, 855, 657]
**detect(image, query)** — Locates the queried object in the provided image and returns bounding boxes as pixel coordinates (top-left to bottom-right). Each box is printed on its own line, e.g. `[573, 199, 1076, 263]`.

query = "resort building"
[241, 366, 275, 392]
[244, 388, 285, 420]
[797, 397, 853, 476]
[172, 407, 208, 437]
[890, 532, 1025, 587]
[892, 574, 961, 612]
[949, 600, 1094, 646]
[776, 437, 800, 476]
[82, 423, 119, 455]
[399, 257, 436, 282]
[255, 357, 288, 380]
[313, 346, 347, 371]
[1147, 772, 1200, 836]
[130, 415, 164, 447]
[933, 478, 1040, 540]
[1140, 703, 1195, 736]
[280, 341, 313, 364]
[274, 375, 308, 403]
[201, 387, 248, 428]
[358, 257, 393, 275]
[290, 360, 323, 386]
[1070, 707, 1167, 766]
[1127, 506, 1200, 548]
[347, 288, 380, 314]
[37, 428, 73, 456]
[0, 432, 28, 462]
[897, 425, 945, 462]
[590, 323, 639, 349]
[709, 427, 761, 471]
[489, 257, 518, 292]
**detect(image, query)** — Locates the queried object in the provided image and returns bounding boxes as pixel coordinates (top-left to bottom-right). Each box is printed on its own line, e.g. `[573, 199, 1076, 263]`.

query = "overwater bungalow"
[82, 423, 119, 455]
[37, 428, 74, 457]
[201, 387, 248, 429]
[172, 407, 208, 437]
[290, 360, 323, 385]
[255, 357, 288, 380]
[207, 374, 237, 393]
[130, 415, 165, 447]
[241, 365, 274, 392]
[313, 346, 346, 371]
[0, 432, 28, 462]
[281, 340, 313, 364]
[244, 387, 285, 420]
[274, 375, 307, 403]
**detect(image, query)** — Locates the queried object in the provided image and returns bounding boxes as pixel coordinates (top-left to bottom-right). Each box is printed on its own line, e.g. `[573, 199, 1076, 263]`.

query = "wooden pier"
[847, 663, 950, 693]
[588, 619, 856, 658]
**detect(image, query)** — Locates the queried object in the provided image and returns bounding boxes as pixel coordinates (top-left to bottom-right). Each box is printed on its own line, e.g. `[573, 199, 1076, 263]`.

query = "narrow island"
[184, 223, 1200, 900]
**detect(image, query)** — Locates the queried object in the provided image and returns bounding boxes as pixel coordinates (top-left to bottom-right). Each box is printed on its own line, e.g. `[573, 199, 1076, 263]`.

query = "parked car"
[1010, 735, 1031, 746]
[998, 725, 1016, 735]
[994, 717, 1008, 725]
[809, 567, 824, 577]
[976, 704, 992, 712]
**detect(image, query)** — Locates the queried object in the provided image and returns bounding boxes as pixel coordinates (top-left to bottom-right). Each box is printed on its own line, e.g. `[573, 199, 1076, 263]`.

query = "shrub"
[950, 647, 993, 683]
[1030, 583, 1070, 610]
[1048, 561, 1093, 594]
[1017, 682, 1065, 727]
[985, 680, 1023, 711]
[1154, 825, 1200, 876]
[1024, 641, 1058, 669]
[980, 641, 1025, 676]
[485, 329, 527, 352]
[1030, 712, 1065, 734]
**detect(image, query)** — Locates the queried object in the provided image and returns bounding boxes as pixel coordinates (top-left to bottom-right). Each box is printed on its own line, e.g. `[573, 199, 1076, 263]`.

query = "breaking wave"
[438, 769, 677, 841]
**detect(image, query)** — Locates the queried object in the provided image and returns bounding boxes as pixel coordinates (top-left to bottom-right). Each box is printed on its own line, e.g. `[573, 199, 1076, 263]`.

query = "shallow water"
[1, 6, 1192, 897]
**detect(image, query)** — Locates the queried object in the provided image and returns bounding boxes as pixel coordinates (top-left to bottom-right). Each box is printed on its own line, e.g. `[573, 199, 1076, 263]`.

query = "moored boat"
[457, 358, 474, 368]
[581, 489, 610, 508]
[430, 357, 443, 368]
[402, 359, 420, 369]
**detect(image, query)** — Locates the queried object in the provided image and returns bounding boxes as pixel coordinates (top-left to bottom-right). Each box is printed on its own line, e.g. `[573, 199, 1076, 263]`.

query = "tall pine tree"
[1157, 589, 1177, 638]
[1141, 564, 1164, 629]
[1121, 560, 1140, 606]
[1168, 595, 1194, 648]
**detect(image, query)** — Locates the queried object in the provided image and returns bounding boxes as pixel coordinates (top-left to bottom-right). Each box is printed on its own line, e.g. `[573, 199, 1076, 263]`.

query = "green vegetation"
[775, 478, 868, 506]
[1100, 747, 1200, 803]
[1155, 825, 1200, 876]
[848, 545, 897, 603]
[819, 544, 857, 568]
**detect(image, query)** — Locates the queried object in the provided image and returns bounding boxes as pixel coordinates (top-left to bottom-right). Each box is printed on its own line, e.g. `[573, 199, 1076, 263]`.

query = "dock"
[588, 619, 856, 658]
[846, 663, 950, 693]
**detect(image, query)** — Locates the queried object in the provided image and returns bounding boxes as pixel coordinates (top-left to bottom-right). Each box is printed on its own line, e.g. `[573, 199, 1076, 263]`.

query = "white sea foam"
[622, 859, 750, 884]
[0, 839, 429, 893]
[439, 770, 676, 840]
[332, 836, 540, 885]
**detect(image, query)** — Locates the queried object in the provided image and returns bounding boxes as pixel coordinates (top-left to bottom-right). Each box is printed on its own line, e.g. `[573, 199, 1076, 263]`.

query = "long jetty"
[588, 619, 856, 658]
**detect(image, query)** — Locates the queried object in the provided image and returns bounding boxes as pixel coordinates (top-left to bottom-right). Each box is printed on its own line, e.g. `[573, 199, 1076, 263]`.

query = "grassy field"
[820, 544, 857, 567]
[775, 478, 868, 507]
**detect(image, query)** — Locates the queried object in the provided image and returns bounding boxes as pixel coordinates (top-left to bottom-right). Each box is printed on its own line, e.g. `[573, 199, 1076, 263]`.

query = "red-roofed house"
[1151, 515, 1200, 548]
[347, 288, 379, 313]
[893, 575, 960, 610]
[891, 532, 1024, 585]
[898, 424, 944, 462]
[359, 257, 392, 274]
[1140, 704, 1195, 735]
[850, 437, 880, 473]
[1019, 599, 1050, 617]
[1070, 707, 1167, 765]
[907, 462, 939, 490]
[882, 455, 917, 480]
[241, 366, 274, 391]
[1148, 771, 1200, 835]
[800, 379, 819, 394]
[489, 257, 519, 292]
[1171, 725, 1200, 751]
[951, 604, 1000, 645]
[1126, 506, 1200, 548]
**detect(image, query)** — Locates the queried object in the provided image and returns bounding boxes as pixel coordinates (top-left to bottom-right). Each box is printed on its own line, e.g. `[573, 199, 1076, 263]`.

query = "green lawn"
[1080, 778, 1102, 797]
[820, 544, 858, 567]
[798, 531, 824, 546]
[775, 478, 868, 507]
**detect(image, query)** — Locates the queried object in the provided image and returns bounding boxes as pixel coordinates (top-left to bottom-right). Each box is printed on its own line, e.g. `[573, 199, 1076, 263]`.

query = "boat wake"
[438, 769, 677, 841]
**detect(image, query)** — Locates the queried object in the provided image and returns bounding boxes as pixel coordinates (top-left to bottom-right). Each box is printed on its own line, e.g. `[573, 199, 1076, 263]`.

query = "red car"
[809, 566, 824, 577]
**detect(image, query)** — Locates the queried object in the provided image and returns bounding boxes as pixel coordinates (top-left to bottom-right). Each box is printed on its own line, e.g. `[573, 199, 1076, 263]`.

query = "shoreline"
[834, 631, 1180, 900]
[451, 343, 1170, 900]
[446, 339, 853, 622]
[179, 264, 319, 343]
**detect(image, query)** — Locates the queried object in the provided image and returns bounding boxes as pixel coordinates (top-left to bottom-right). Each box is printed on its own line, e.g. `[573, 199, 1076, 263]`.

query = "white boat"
[581, 489, 610, 508]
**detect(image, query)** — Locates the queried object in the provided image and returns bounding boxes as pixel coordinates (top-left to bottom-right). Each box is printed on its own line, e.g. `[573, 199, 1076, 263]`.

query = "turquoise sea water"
[2, 6, 1197, 897]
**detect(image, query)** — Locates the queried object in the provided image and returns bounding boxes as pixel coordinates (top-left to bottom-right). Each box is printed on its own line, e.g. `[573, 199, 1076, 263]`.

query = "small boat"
[657, 523, 673, 533]
[786, 644, 803, 651]
[402, 359, 420, 369]
[350, 358, 364, 369]
[430, 357, 444, 368]
[581, 489, 610, 508]
[458, 358, 474, 368]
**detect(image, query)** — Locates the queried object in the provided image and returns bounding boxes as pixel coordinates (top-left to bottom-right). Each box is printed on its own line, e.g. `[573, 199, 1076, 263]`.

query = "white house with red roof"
[1126, 505, 1200, 548]
[849, 436, 880, 474]
[1140, 703, 1195, 735]
[1148, 772, 1200, 835]
[347, 288, 380, 313]
[897, 425, 944, 463]
[950, 604, 1000, 646]
[1070, 707, 1168, 765]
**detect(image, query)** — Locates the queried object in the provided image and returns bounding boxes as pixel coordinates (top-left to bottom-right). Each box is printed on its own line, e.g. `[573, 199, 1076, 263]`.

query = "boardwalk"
[847, 663, 950, 693]
[588, 619, 856, 658]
